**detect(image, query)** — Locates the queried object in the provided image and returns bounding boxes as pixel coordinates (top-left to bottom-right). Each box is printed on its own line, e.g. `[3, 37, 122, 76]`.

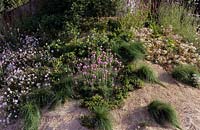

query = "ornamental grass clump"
[115, 42, 146, 63]
[172, 64, 200, 87]
[135, 64, 157, 83]
[21, 103, 41, 130]
[148, 100, 181, 129]
[81, 106, 112, 130]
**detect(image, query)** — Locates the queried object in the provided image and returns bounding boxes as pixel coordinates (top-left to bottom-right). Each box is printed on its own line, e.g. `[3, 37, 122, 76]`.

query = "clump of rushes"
[172, 64, 200, 87]
[148, 100, 181, 130]
[116, 42, 146, 63]
[81, 106, 112, 130]
[21, 103, 41, 130]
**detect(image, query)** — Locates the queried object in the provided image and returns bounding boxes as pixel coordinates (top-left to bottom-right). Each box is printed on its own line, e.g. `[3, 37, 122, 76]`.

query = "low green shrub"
[148, 100, 181, 129]
[83, 95, 109, 110]
[124, 76, 144, 90]
[107, 19, 122, 32]
[21, 103, 41, 130]
[172, 64, 199, 87]
[81, 106, 112, 130]
[40, 15, 65, 35]
[109, 87, 128, 108]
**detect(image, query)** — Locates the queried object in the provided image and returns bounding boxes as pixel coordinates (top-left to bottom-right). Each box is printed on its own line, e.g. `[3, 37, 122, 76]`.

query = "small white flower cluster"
[0, 35, 52, 125]
[192, 74, 200, 87]
[135, 27, 200, 71]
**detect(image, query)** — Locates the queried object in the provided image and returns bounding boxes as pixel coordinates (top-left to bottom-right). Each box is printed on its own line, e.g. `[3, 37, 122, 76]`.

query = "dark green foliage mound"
[81, 106, 112, 130]
[124, 76, 144, 90]
[172, 64, 199, 87]
[21, 103, 41, 130]
[115, 42, 146, 63]
[107, 19, 122, 32]
[148, 100, 181, 129]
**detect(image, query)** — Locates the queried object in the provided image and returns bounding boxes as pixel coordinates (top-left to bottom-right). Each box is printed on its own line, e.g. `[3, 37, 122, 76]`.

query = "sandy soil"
[4, 63, 200, 130]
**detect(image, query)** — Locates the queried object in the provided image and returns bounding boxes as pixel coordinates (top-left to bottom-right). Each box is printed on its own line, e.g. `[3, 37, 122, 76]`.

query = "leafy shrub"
[172, 64, 200, 87]
[109, 87, 128, 108]
[148, 100, 181, 129]
[107, 19, 122, 32]
[81, 106, 112, 130]
[1, 0, 29, 10]
[21, 103, 41, 130]
[135, 64, 157, 83]
[83, 95, 109, 110]
[40, 0, 71, 15]
[124, 76, 144, 90]
[40, 15, 65, 35]
[159, 3, 199, 43]
[115, 42, 146, 63]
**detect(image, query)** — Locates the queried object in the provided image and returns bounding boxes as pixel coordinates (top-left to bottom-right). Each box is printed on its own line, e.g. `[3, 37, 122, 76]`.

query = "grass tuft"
[116, 42, 146, 63]
[172, 64, 199, 87]
[21, 103, 41, 130]
[135, 64, 157, 83]
[148, 100, 181, 129]
[81, 106, 112, 130]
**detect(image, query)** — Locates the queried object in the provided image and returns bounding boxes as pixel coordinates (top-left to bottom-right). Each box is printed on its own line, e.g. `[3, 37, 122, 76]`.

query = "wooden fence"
[0, 0, 43, 30]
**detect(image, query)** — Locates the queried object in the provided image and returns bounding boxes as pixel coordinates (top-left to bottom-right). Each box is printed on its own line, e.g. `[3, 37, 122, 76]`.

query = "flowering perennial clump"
[135, 27, 200, 71]
[0, 36, 52, 125]
[74, 47, 123, 97]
